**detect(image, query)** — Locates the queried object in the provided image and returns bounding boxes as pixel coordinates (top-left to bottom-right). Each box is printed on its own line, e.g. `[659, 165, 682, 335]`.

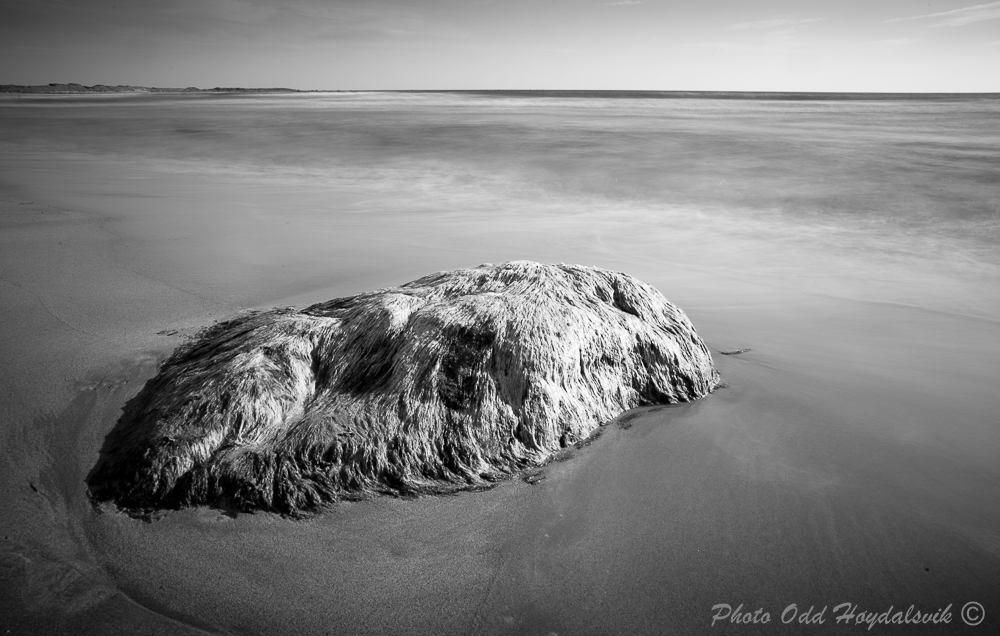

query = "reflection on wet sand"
[1, 92, 998, 634]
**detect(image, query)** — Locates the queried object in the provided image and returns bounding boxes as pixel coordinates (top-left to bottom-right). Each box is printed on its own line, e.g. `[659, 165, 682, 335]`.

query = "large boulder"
[89, 261, 720, 514]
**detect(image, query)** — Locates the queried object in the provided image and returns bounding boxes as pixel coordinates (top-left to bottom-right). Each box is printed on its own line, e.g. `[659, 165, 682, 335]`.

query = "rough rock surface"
[89, 261, 720, 514]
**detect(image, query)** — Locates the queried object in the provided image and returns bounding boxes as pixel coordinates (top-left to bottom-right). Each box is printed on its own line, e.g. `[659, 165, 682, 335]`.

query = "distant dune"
[88, 261, 720, 515]
[0, 83, 301, 94]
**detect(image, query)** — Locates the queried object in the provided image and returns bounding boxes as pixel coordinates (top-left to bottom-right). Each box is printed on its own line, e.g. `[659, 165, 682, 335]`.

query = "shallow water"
[2, 91, 999, 315]
[1, 92, 998, 634]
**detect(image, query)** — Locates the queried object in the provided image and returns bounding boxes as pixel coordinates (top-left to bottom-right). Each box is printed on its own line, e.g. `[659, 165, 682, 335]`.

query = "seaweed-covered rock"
[89, 261, 720, 514]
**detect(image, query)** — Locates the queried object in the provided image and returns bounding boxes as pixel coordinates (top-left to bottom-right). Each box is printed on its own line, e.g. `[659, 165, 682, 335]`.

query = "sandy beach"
[2, 93, 999, 634]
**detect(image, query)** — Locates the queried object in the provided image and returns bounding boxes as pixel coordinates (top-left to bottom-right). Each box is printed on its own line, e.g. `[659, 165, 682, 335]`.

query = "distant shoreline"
[1, 84, 998, 99]
[0, 83, 302, 94]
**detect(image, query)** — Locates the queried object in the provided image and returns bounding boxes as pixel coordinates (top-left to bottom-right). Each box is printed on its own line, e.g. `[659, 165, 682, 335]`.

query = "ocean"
[1, 91, 998, 634]
[2, 91, 999, 315]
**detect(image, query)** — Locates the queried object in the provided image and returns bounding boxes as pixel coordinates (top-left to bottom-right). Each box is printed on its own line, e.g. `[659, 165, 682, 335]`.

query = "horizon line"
[2, 83, 999, 98]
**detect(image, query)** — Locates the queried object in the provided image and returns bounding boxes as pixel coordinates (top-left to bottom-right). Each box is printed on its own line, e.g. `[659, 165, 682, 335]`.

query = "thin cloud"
[2, 0, 470, 44]
[682, 36, 804, 53]
[876, 38, 918, 46]
[682, 41, 756, 52]
[606, 1, 646, 5]
[885, 1, 1000, 27]
[728, 16, 821, 30]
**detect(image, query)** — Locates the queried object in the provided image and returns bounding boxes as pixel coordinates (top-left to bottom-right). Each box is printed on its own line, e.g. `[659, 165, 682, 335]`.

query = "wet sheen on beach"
[1, 91, 998, 634]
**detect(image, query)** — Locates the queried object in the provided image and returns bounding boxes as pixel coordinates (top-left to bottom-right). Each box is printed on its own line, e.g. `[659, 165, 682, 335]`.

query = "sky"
[1, 0, 998, 91]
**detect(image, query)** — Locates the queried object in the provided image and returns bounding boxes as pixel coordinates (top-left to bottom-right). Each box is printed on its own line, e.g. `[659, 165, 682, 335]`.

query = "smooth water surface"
[1, 92, 998, 634]
[3, 91, 999, 315]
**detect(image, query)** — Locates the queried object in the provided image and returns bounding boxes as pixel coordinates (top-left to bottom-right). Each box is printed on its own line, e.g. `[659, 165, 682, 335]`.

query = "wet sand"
[2, 160, 999, 635]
